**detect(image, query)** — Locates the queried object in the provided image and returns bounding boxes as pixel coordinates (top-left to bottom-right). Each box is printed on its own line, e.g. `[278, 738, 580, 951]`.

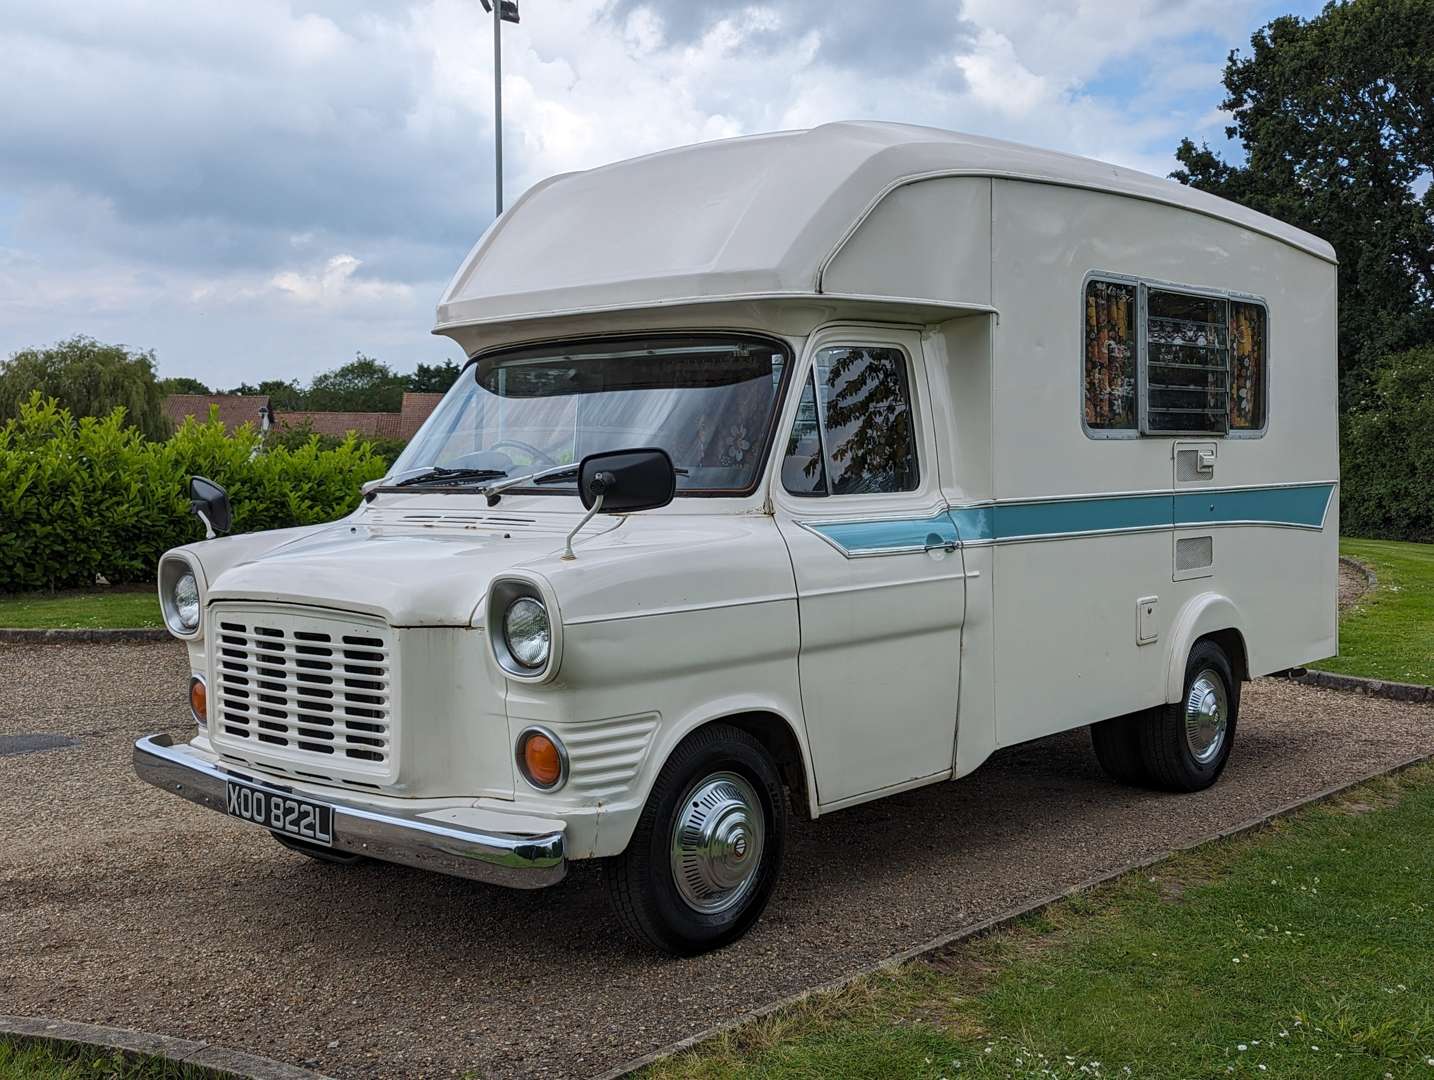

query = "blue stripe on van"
[805, 483, 1333, 554]
[812, 513, 960, 552]
[1173, 484, 1333, 529]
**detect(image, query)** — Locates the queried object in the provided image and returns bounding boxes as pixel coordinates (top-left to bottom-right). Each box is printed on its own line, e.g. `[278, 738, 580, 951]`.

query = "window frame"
[1080, 270, 1142, 440]
[1224, 293, 1271, 439]
[1080, 271, 1269, 441]
[445, 330, 797, 499]
[779, 338, 925, 500]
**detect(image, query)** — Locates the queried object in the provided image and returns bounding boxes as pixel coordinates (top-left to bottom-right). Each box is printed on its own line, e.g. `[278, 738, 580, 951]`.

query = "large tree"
[304, 354, 407, 412]
[1171, 0, 1434, 402]
[0, 336, 169, 439]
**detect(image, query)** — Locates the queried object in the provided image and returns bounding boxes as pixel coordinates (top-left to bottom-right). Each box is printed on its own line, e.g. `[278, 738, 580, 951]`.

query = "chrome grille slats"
[210, 607, 397, 784]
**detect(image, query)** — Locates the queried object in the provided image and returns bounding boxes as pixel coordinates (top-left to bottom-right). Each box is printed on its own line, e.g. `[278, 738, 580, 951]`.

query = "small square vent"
[1176, 535, 1214, 571]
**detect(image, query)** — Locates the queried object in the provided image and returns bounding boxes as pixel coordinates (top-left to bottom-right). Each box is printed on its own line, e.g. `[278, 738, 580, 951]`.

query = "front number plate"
[225, 781, 334, 847]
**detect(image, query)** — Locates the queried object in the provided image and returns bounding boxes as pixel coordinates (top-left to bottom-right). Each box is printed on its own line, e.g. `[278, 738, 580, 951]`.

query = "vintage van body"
[136, 122, 1338, 954]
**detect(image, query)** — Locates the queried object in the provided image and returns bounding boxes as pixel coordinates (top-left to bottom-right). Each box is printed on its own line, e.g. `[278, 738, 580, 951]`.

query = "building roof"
[165, 394, 270, 432]
[435, 121, 1336, 333]
[277, 410, 404, 440]
[399, 392, 443, 439]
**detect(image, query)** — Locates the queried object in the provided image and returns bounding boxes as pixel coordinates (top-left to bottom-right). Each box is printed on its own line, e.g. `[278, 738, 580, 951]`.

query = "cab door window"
[781, 345, 919, 497]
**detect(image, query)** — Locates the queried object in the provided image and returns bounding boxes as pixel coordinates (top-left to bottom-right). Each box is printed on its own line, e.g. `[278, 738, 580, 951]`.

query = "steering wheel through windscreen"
[448, 439, 560, 473]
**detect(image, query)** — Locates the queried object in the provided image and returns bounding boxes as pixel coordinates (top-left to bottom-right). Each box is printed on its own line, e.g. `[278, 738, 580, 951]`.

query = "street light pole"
[481, 1, 520, 219]
[492, 0, 502, 217]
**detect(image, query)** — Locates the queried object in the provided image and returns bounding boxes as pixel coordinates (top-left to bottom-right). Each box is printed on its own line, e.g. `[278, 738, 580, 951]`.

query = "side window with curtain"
[781, 345, 919, 497]
[1228, 300, 1267, 431]
[1083, 279, 1138, 431]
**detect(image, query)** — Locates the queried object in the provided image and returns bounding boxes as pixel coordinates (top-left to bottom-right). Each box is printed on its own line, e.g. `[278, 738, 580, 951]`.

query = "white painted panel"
[823, 178, 992, 306]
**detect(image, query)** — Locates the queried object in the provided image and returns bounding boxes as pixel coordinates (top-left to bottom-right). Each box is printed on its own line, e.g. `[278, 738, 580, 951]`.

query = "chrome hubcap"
[1184, 668, 1229, 765]
[670, 771, 765, 915]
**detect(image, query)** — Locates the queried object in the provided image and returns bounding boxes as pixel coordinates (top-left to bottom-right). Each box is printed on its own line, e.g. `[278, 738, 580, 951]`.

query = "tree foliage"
[158, 376, 212, 395]
[1341, 345, 1434, 541]
[0, 336, 170, 440]
[1171, 0, 1434, 400]
[304, 353, 409, 412]
[224, 378, 307, 411]
[408, 360, 462, 393]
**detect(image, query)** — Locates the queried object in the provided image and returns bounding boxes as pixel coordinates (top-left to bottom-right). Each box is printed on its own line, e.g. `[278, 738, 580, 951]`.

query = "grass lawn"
[1324, 538, 1434, 685]
[0, 588, 162, 630]
[646, 764, 1434, 1079]
[0, 1038, 211, 1078]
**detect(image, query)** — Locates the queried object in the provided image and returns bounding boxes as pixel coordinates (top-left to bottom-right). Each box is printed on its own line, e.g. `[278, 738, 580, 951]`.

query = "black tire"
[271, 831, 365, 865]
[1090, 709, 1153, 785]
[1139, 639, 1240, 792]
[604, 724, 786, 956]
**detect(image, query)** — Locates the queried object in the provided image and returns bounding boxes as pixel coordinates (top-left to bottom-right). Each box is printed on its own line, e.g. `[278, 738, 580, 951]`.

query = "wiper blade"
[363, 466, 509, 500]
[392, 466, 508, 489]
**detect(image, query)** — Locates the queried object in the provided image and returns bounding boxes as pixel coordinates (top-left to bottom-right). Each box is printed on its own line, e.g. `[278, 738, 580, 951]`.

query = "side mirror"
[578, 448, 677, 514]
[189, 476, 232, 538]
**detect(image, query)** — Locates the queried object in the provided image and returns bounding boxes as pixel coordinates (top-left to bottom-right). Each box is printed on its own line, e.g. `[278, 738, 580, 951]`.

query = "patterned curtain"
[1084, 281, 1137, 429]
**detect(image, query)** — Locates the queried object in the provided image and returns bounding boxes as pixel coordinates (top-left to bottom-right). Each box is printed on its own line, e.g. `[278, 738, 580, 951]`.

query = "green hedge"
[0, 395, 388, 592]
[1341, 345, 1434, 543]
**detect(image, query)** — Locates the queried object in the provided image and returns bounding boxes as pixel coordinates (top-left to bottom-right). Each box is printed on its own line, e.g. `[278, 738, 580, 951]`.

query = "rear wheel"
[1141, 639, 1239, 792]
[1090, 709, 1152, 785]
[604, 724, 786, 955]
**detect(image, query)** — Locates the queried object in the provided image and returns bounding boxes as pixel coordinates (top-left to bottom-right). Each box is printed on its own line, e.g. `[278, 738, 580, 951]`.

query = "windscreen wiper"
[479, 461, 688, 505]
[480, 463, 579, 505]
[364, 466, 509, 500]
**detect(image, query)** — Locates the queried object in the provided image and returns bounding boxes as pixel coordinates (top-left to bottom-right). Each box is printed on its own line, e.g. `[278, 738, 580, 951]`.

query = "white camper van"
[136, 122, 1338, 954]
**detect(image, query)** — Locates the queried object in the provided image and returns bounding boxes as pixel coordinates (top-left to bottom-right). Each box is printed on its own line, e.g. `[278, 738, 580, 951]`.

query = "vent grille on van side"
[1176, 535, 1214, 571]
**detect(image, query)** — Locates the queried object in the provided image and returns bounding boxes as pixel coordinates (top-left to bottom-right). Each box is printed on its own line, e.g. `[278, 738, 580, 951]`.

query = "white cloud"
[271, 254, 414, 308]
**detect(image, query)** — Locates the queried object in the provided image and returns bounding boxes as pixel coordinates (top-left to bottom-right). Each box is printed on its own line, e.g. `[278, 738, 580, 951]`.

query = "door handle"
[924, 533, 957, 554]
[1196, 448, 1216, 474]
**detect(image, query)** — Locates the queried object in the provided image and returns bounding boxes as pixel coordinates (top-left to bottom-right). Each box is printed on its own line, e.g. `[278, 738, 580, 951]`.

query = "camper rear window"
[1082, 278, 1267, 438]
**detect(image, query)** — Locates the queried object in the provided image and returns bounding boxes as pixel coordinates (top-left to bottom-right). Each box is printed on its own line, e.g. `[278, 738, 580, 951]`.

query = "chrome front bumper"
[133, 734, 566, 889]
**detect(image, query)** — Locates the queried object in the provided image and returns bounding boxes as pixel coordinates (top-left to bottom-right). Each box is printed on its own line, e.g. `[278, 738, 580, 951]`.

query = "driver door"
[773, 328, 966, 808]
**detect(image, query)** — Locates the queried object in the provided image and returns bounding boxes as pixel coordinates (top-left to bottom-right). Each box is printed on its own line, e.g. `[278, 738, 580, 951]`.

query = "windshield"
[390, 335, 791, 495]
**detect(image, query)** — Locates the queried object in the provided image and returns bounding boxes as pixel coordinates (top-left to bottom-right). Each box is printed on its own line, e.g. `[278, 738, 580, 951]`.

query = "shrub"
[1341, 345, 1434, 542]
[265, 420, 409, 466]
[0, 394, 388, 592]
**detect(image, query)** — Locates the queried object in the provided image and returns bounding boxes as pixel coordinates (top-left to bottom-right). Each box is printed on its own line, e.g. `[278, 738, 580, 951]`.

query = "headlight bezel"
[486, 575, 562, 682]
[158, 554, 206, 640]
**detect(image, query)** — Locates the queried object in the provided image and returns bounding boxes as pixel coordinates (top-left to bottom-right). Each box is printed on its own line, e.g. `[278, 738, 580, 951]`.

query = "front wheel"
[604, 724, 786, 955]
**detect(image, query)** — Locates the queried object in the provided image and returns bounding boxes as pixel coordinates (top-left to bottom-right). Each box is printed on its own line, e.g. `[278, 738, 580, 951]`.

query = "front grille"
[211, 609, 395, 780]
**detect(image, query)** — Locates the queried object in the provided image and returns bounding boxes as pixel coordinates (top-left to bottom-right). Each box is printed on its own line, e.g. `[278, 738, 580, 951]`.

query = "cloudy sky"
[0, 0, 1321, 388]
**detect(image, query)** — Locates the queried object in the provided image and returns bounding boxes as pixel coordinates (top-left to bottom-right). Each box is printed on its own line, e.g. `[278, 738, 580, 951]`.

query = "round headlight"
[172, 572, 200, 631]
[503, 597, 550, 669]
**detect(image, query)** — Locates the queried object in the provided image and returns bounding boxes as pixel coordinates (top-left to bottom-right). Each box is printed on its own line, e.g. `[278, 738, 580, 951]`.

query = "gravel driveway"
[3, 641, 1431, 1079]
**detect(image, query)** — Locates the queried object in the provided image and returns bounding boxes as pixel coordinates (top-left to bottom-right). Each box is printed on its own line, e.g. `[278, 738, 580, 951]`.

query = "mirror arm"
[561, 492, 604, 561]
[193, 506, 216, 541]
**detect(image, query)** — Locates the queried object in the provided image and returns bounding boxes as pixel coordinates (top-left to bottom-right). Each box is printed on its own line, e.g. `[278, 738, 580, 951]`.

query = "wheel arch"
[1164, 592, 1249, 703]
[658, 705, 816, 821]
